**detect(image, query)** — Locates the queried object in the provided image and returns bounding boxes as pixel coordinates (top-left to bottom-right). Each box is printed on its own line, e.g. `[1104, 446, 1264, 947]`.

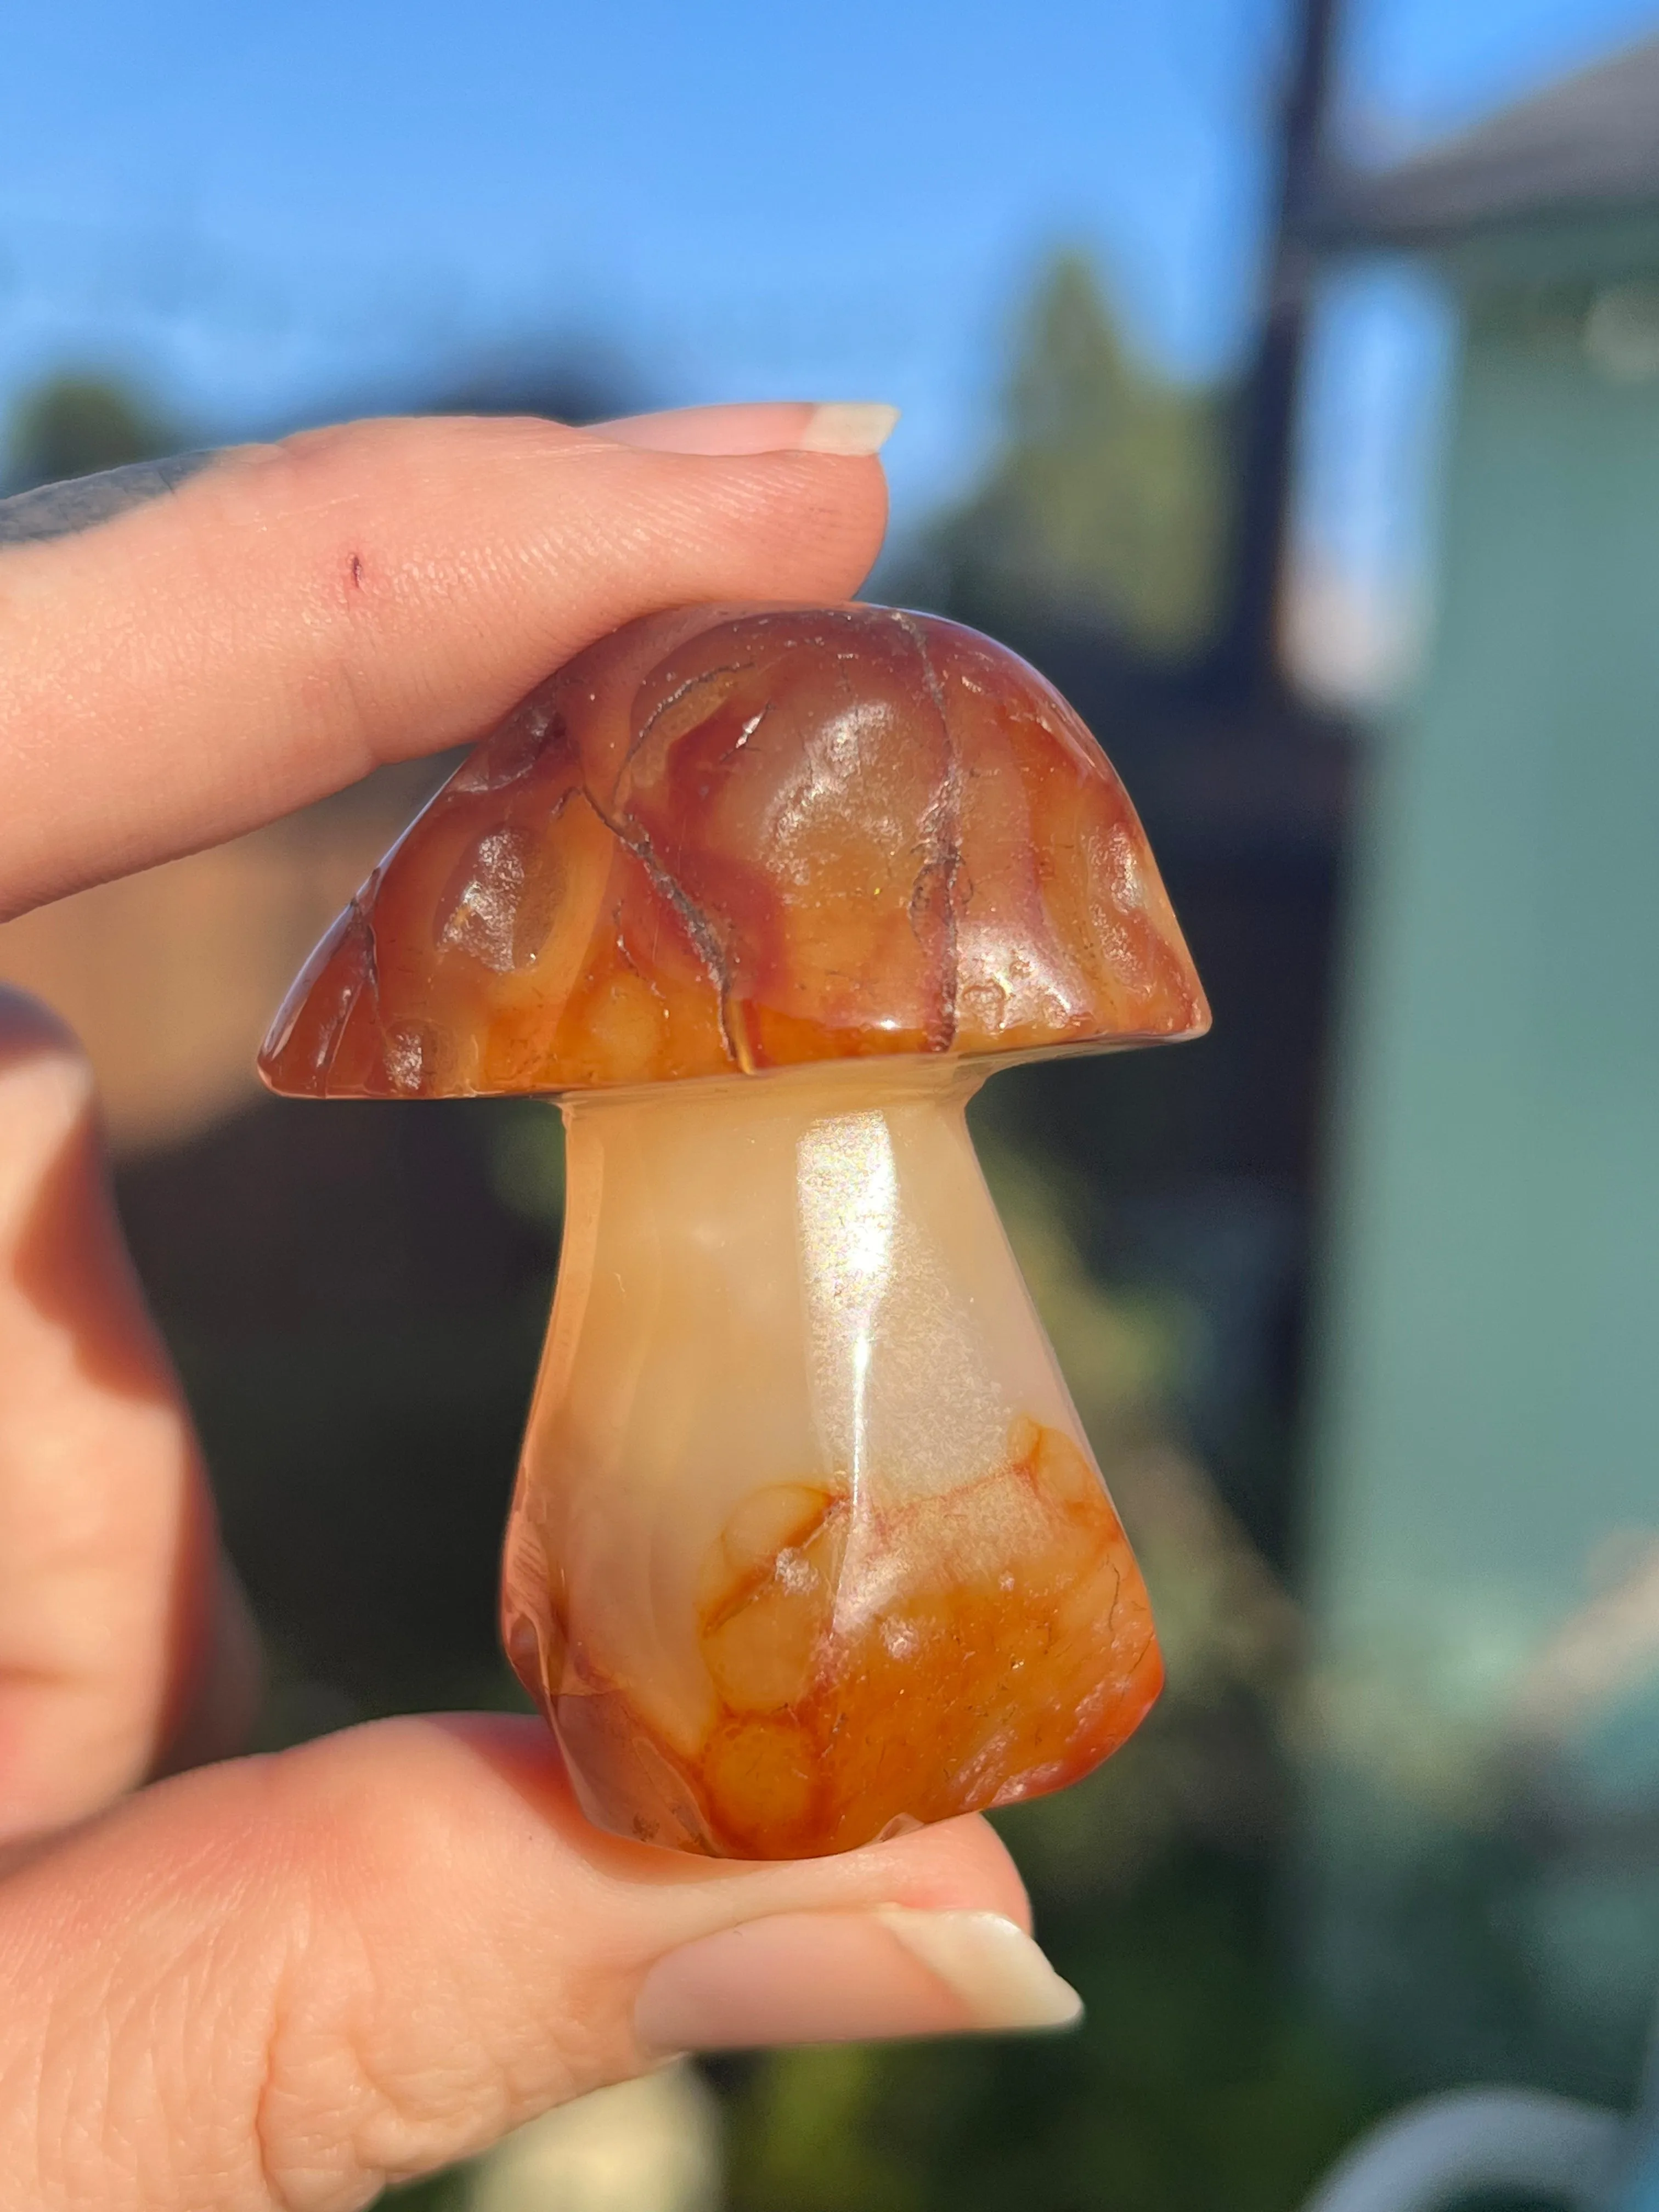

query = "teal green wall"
[1306, 269, 1659, 2093]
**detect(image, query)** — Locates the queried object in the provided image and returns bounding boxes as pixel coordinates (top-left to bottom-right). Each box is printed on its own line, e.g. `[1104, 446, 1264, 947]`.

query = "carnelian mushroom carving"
[261, 603, 1210, 1858]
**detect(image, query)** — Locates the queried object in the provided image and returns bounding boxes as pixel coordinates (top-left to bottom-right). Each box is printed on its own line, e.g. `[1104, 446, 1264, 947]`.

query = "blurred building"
[0, 766, 435, 1149]
[1304, 32, 1659, 2101]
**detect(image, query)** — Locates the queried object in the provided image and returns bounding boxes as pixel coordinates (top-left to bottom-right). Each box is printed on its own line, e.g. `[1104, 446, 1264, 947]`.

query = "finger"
[0, 990, 259, 1843]
[0, 409, 892, 919]
[0, 1715, 1068, 2212]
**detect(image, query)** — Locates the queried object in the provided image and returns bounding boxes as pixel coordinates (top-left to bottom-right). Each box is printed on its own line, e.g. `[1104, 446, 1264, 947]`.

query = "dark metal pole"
[1214, 0, 1340, 700]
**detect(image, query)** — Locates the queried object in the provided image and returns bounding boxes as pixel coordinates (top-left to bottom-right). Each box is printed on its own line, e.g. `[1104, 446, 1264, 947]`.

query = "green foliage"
[3, 371, 179, 492]
[724, 1854, 1389, 2212]
[923, 253, 1231, 658]
[486, 1100, 567, 1232]
[177, 1301, 546, 1720]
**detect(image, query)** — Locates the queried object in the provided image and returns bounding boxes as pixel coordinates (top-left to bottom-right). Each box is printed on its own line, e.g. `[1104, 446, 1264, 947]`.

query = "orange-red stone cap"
[258, 604, 1210, 1098]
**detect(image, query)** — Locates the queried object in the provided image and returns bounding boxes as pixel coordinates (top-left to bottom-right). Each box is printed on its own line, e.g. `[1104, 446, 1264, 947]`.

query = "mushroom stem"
[501, 1057, 1161, 1858]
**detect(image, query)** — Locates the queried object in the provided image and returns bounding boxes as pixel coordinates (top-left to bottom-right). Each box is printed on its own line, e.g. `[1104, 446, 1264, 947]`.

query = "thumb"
[0, 1714, 1075, 2212]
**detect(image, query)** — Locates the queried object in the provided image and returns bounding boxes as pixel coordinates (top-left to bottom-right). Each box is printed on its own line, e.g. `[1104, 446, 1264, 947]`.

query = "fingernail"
[870, 1908, 1082, 2028]
[635, 1908, 1081, 2053]
[594, 401, 898, 458]
[795, 401, 900, 455]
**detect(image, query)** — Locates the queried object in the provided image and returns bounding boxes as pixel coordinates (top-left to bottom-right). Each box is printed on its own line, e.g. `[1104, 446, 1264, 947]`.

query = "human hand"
[0, 407, 1079, 2212]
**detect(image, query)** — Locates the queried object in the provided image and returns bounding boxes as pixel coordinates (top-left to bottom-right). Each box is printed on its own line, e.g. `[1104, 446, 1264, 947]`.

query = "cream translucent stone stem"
[501, 1058, 1107, 1792]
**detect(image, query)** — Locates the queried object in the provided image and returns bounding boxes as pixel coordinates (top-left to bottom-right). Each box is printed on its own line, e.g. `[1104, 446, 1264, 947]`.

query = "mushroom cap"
[258, 604, 1209, 1099]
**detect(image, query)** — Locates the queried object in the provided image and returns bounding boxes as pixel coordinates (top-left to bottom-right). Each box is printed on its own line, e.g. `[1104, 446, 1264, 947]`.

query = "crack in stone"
[314, 894, 381, 1084]
[582, 785, 746, 1071]
[627, 659, 758, 766]
[897, 613, 963, 1051]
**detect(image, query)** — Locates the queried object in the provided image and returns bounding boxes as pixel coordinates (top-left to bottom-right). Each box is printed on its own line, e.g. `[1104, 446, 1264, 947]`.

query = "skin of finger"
[0, 1715, 1028, 2212]
[0, 991, 259, 1842]
[0, 414, 889, 919]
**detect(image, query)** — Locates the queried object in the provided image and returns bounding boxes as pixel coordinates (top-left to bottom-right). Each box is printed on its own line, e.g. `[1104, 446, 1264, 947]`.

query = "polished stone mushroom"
[260, 603, 1210, 1858]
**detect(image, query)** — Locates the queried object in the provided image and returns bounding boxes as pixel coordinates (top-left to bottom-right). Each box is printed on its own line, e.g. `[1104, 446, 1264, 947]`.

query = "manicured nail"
[870, 1908, 1082, 2027]
[796, 401, 900, 455]
[635, 1908, 1081, 2053]
[595, 401, 898, 458]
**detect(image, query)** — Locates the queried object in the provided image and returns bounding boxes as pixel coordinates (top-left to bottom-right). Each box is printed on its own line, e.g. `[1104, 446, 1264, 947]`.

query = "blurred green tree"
[723, 1855, 1385, 2212]
[3, 371, 179, 493]
[922, 253, 1231, 660]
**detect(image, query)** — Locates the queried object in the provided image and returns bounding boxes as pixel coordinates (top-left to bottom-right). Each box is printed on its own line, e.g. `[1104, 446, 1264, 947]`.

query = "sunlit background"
[7, 2, 1659, 2205]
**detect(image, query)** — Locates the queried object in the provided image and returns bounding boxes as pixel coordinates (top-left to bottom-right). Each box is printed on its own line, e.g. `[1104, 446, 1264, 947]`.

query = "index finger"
[0, 407, 891, 921]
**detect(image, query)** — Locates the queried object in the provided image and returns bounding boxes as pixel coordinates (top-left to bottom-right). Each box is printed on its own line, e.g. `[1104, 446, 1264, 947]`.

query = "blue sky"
[4, 0, 1659, 591]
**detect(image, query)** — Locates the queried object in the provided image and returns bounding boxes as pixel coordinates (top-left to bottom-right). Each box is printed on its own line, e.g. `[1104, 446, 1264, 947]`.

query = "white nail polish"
[873, 1908, 1083, 2031]
[798, 402, 901, 456]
